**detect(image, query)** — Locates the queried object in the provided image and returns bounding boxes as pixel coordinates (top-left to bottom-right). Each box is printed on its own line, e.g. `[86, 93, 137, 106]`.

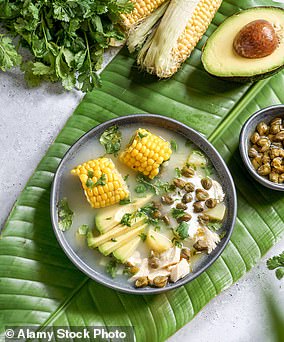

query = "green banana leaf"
[1, 0, 284, 340]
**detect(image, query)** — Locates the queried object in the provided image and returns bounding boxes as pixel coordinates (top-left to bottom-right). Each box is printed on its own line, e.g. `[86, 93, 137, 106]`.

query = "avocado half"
[201, 7, 284, 83]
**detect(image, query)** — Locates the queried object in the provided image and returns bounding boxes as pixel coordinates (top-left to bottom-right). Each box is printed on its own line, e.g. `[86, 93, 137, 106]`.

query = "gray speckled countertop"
[0, 51, 284, 342]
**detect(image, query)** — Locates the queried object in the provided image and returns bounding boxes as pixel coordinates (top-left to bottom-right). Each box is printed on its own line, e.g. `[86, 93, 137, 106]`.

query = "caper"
[279, 149, 284, 158]
[248, 147, 260, 158]
[182, 193, 193, 204]
[161, 195, 174, 205]
[262, 152, 270, 164]
[257, 163, 271, 176]
[176, 202, 188, 210]
[181, 248, 191, 260]
[177, 213, 192, 223]
[198, 214, 210, 225]
[173, 178, 186, 189]
[148, 256, 160, 269]
[279, 173, 284, 183]
[274, 131, 284, 142]
[196, 189, 209, 201]
[257, 137, 271, 152]
[252, 157, 261, 170]
[254, 154, 263, 165]
[270, 117, 282, 126]
[152, 276, 168, 288]
[205, 198, 217, 208]
[193, 240, 208, 252]
[135, 276, 149, 288]
[184, 182, 195, 192]
[250, 132, 260, 144]
[193, 201, 204, 213]
[270, 148, 280, 159]
[269, 172, 279, 183]
[152, 201, 162, 210]
[181, 166, 195, 178]
[271, 157, 282, 169]
[273, 142, 283, 149]
[268, 134, 275, 142]
[270, 124, 281, 134]
[162, 215, 170, 225]
[201, 177, 212, 190]
[152, 210, 162, 219]
[257, 122, 268, 135]
[130, 266, 139, 274]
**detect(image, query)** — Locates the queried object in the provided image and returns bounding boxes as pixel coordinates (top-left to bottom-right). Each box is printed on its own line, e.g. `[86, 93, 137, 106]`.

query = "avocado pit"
[233, 19, 278, 58]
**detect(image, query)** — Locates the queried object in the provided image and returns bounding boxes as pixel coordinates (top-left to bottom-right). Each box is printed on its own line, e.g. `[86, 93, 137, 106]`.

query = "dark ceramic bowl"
[240, 105, 284, 191]
[51, 114, 237, 294]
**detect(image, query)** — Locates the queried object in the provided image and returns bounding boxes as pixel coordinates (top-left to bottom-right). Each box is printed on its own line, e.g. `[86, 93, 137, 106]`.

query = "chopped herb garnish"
[123, 174, 129, 181]
[207, 222, 222, 231]
[120, 213, 132, 227]
[139, 233, 147, 242]
[185, 140, 193, 147]
[86, 178, 95, 188]
[111, 238, 117, 242]
[219, 230, 226, 239]
[138, 132, 148, 139]
[119, 198, 131, 205]
[150, 235, 155, 240]
[136, 174, 173, 195]
[77, 224, 89, 236]
[57, 198, 74, 231]
[175, 167, 182, 177]
[135, 184, 147, 193]
[105, 217, 112, 220]
[154, 226, 161, 232]
[106, 259, 118, 278]
[123, 266, 133, 276]
[171, 208, 185, 219]
[174, 222, 189, 240]
[99, 125, 122, 156]
[94, 174, 106, 186]
[172, 238, 183, 248]
[203, 165, 214, 177]
[267, 252, 284, 280]
[170, 140, 178, 152]
[87, 170, 94, 178]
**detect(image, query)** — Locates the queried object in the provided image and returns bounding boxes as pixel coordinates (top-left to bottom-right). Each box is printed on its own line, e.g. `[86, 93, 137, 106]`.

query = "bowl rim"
[50, 114, 237, 294]
[239, 104, 284, 191]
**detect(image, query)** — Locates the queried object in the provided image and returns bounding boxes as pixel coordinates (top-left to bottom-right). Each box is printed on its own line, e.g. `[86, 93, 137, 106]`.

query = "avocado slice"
[98, 224, 147, 256]
[88, 216, 146, 248]
[95, 194, 153, 234]
[113, 236, 141, 263]
[202, 7, 284, 82]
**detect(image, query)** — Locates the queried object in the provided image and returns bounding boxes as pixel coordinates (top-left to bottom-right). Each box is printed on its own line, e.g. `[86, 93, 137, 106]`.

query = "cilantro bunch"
[0, 0, 133, 91]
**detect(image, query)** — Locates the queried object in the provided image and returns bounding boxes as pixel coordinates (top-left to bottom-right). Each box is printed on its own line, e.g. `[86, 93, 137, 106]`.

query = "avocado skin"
[201, 6, 284, 83]
[204, 64, 284, 84]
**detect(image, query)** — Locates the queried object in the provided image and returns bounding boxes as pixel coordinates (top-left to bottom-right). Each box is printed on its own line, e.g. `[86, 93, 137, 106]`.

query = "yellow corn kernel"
[119, 128, 172, 179]
[71, 157, 129, 208]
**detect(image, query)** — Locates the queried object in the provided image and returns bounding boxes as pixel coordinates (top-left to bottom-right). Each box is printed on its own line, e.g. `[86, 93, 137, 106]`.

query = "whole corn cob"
[71, 157, 129, 208]
[121, 0, 167, 30]
[119, 128, 172, 179]
[137, 0, 223, 77]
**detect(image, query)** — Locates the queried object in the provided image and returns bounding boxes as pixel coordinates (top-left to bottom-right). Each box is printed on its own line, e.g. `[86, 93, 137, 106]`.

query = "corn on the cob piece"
[138, 0, 223, 78]
[121, 0, 167, 30]
[71, 157, 129, 209]
[119, 128, 172, 179]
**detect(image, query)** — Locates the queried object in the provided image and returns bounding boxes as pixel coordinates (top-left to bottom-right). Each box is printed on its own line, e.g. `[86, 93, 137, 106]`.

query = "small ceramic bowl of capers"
[240, 105, 284, 191]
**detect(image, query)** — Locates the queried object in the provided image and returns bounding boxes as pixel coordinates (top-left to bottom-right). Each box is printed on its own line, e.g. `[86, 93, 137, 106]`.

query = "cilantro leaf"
[174, 222, 189, 240]
[171, 208, 185, 219]
[0, 34, 21, 71]
[94, 174, 106, 186]
[170, 140, 178, 152]
[139, 233, 147, 242]
[106, 259, 118, 278]
[77, 224, 89, 236]
[267, 252, 284, 281]
[99, 125, 122, 155]
[57, 198, 74, 231]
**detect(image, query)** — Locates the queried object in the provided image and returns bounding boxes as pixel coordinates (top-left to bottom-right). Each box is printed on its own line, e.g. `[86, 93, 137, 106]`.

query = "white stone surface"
[0, 59, 284, 342]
